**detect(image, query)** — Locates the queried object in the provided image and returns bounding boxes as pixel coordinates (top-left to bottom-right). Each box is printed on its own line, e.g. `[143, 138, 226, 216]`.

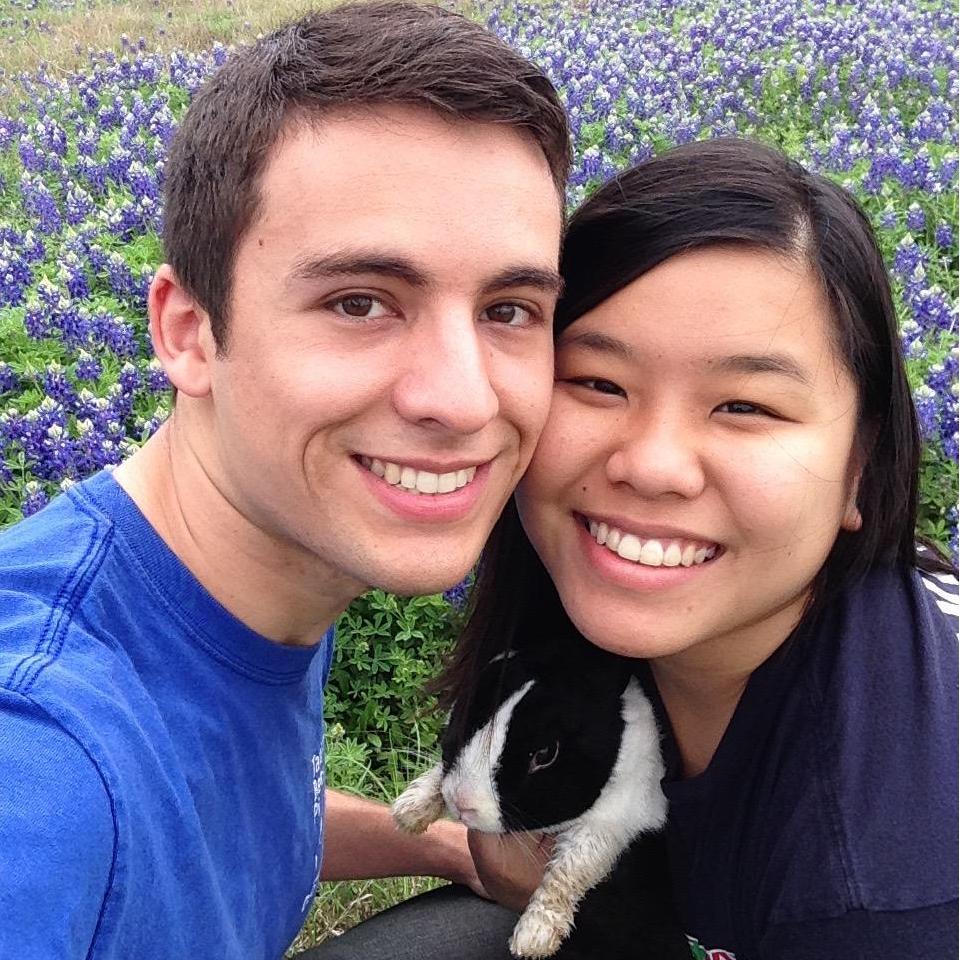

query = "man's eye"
[482, 303, 532, 326]
[329, 295, 390, 319]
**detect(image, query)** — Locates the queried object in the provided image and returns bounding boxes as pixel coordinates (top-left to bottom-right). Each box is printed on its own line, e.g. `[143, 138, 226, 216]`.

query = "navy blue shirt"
[642, 562, 958, 960]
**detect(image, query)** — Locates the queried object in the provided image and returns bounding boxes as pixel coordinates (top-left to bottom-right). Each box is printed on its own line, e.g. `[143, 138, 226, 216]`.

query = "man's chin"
[369, 561, 475, 599]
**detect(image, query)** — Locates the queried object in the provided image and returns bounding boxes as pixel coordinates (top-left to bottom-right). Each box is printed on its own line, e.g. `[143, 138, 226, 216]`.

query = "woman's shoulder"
[795, 556, 958, 914]
[813, 554, 957, 678]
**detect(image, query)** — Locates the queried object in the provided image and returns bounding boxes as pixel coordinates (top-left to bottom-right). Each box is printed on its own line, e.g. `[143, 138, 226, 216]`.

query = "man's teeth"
[360, 456, 477, 495]
[588, 520, 716, 568]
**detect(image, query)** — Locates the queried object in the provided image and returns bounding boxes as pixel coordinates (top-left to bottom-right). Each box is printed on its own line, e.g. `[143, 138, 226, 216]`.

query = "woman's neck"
[649, 663, 750, 778]
[648, 598, 808, 778]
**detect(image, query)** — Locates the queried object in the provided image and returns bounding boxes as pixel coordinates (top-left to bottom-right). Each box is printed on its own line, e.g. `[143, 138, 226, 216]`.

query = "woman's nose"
[604, 412, 706, 501]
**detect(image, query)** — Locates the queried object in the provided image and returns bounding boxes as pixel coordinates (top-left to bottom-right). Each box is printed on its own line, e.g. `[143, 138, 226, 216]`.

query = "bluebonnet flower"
[0, 242, 32, 308]
[145, 358, 170, 394]
[443, 576, 473, 610]
[117, 361, 141, 395]
[22, 300, 50, 340]
[43, 362, 78, 409]
[20, 480, 49, 518]
[74, 350, 102, 382]
[905, 203, 926, 232]
[913, 384, 939, 441]
[0, 363, 18, 395]
[65, 185, 96, 225]
[59, 252, 90, 299]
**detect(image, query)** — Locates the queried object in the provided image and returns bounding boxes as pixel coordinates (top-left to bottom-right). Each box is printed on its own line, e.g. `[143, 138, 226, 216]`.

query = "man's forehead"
[261, 104, 564, 207]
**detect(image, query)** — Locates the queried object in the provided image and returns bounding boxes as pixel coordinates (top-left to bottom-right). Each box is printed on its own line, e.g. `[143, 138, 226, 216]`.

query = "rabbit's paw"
[508, 906, 569, 958]
[391, 768, 445, 834]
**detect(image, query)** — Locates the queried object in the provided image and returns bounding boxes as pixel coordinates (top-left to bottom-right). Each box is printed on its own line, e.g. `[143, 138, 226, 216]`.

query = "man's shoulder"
[0, 474, 122, 682]
[0, 472, 117, 607]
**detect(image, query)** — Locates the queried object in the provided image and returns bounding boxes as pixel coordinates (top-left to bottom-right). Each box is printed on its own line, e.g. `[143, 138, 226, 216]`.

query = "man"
[0, 4, 569, 957]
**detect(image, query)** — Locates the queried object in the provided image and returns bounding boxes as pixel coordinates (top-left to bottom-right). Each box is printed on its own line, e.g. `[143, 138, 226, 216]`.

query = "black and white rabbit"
[392, 637, 690, 960]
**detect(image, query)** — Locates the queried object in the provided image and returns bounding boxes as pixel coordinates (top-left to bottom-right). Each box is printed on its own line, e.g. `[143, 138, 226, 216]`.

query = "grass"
[0, 0, 335, 78]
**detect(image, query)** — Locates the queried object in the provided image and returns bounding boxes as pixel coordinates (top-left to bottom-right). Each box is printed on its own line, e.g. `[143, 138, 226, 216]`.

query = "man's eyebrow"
[287, 255, 562, 298]
[287, 253, 430, 288]
[560, 331, 812, 385]
[480, 268, 564, 298]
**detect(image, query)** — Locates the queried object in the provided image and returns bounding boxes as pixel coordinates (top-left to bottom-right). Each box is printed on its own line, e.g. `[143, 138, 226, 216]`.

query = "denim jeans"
[293, 885, 517, 960]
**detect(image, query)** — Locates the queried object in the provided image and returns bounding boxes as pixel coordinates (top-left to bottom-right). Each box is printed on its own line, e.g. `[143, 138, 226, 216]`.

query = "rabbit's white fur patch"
[584, 676, 667, 837]
[442, 680, 536, 832]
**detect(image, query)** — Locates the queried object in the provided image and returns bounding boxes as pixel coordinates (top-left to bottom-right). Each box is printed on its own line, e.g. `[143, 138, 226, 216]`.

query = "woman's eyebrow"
[716, 353, 811, 385]
[560, 332, 812, 385]
[559, 330, 635, 359]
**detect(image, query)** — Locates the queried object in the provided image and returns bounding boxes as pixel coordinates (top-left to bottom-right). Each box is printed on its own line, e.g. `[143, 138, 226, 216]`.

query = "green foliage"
[325, 590, 464, 777]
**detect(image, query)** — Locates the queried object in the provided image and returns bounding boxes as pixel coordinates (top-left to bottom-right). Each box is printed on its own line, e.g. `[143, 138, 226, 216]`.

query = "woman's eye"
[328, 295, 391, 319]
[528, 740, 559, 774]
[569, 377, 625, 397]
[482, 303, 532, 326]
[717, 400, 767, 415]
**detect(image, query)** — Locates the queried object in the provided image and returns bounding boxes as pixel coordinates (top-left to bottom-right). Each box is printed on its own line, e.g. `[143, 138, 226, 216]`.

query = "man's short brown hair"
[163, 1, 571, 349]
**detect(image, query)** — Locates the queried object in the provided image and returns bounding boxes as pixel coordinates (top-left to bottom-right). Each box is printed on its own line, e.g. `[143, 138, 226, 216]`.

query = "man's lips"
[354, 454, 485, 496]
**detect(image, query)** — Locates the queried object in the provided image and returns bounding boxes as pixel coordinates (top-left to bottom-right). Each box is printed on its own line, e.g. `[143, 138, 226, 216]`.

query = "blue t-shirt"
[0, 470, 335, 960]
[641, 562, 958, 960]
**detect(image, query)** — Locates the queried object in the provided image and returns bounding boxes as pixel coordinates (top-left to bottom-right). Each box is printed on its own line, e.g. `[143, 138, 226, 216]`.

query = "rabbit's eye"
[528, 741, 559, 773]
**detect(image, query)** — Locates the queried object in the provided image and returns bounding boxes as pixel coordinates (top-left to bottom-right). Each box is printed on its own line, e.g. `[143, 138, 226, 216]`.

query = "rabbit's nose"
[451, 789, 478, 818]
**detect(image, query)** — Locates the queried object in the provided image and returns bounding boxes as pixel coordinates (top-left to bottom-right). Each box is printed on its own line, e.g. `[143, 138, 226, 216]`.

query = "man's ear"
[148, 264, 217, 398]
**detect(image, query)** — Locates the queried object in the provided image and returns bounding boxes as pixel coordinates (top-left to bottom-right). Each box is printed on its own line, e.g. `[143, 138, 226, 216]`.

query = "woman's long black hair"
[435, 137, 949, 711]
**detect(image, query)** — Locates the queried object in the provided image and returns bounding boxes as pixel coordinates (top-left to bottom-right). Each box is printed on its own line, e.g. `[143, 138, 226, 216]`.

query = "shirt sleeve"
[758, 903, 958, 960]
[0, 693, 116, 959]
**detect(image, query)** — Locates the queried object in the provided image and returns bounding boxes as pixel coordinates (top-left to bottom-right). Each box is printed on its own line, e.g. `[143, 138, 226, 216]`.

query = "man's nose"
[605, 410, 707, 501]
[392, 313, 500, 434]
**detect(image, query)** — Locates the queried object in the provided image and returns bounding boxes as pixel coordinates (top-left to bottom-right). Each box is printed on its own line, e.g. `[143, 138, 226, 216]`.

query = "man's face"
[199, 107, 562, 596]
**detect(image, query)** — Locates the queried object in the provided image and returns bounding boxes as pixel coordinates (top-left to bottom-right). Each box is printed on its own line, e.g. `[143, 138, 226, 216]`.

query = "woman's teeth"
[359, 456, 477, 495]
[588, 520, 717, 568]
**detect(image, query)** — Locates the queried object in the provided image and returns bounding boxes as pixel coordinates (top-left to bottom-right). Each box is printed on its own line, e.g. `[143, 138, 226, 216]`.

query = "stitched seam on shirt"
[2, 690, 121, 960]
[805, 660, 863, 913]
[8, 500, 113, 695]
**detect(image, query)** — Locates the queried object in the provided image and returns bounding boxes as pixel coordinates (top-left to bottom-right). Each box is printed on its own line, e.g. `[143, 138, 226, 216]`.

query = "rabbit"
[392, 635, 690, 960]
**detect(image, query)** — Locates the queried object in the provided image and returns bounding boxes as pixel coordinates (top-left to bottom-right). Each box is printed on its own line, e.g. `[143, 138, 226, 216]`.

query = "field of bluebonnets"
[0, 0, 957, 945]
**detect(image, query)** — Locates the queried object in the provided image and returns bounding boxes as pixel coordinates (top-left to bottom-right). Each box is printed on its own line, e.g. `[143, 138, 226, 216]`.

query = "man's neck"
[113, 417, 365, 646]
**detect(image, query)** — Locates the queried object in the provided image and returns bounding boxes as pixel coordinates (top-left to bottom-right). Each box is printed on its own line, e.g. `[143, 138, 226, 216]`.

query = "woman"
[303, 138, 958, 958]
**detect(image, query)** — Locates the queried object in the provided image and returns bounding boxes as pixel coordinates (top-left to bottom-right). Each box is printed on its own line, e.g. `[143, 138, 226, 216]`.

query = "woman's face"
[516, 245, 863, 666]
